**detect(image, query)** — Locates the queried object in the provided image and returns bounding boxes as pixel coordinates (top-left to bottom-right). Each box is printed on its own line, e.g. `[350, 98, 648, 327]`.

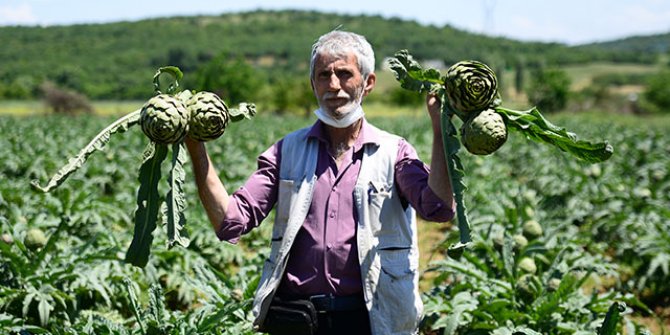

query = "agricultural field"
[0, 107, 669, 334]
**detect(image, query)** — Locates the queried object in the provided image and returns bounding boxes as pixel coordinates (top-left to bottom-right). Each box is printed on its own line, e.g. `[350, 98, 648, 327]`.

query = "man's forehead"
[314, 52, 358, 68]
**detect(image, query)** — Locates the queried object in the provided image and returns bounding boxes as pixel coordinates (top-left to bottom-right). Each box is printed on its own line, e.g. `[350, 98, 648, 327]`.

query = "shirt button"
[327, 244, 332, 250]
[329, 212, 335, 218]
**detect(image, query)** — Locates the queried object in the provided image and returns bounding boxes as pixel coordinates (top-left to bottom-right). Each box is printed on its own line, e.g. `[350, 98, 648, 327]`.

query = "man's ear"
[363, 73, 376, 96]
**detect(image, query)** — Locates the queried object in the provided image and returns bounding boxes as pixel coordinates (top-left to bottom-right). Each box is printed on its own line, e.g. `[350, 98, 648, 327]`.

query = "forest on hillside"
[0, 9, 667, 101]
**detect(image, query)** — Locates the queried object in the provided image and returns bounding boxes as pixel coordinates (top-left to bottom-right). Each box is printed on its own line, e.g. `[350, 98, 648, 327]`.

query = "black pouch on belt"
[261, 297, 318, 335]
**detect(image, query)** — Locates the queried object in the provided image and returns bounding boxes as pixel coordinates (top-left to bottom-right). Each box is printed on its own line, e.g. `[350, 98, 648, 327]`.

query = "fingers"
[426, 93, 441, 116]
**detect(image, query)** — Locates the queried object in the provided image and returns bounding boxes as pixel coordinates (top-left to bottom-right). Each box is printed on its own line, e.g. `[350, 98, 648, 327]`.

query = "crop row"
[0, 113, 668, 333]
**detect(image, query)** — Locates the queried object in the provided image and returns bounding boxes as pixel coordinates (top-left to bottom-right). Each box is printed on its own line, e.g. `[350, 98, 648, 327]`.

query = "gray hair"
[309, 30, 375, 80]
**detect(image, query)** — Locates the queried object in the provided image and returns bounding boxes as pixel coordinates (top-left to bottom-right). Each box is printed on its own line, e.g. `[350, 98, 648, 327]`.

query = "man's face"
[311, 52, 375, 119]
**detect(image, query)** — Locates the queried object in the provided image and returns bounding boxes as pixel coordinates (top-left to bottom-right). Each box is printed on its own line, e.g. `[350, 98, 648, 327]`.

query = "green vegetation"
[1, 110, 668, 333]
[526, 68, 571, 113]
[1, 8, 670, 334]
[0, 9, 667, 102]
[30, 68, 256, 269]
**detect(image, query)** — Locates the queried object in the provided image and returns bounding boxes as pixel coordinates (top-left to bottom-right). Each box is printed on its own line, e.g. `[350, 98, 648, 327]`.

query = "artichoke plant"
[32, 66, 256, 267]
[187, 91, 229, 142]
[460, 108, 508, 155]
[140, 94, 190, 144]
[388, 49, 613, 255]
[445, 60, 499, 120]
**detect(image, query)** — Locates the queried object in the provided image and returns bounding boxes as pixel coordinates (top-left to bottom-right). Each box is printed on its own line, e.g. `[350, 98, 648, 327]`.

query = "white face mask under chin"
[314, 105, 364, 128]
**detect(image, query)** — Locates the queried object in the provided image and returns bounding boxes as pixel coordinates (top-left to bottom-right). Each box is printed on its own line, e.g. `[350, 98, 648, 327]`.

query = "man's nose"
[327, 73, 341, 91]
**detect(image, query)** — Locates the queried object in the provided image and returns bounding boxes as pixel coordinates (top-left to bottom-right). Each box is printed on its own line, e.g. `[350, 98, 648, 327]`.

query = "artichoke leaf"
[153, 66, 183, 95]
[164, 142, 189, 248]
[388, 49, 444, 94]
[126, 142, 168, 267]
[229, 102, 257, 122]
[597, 302, 626, 335]
[31, 110, 141, 192]
[496, 106, 614, 163]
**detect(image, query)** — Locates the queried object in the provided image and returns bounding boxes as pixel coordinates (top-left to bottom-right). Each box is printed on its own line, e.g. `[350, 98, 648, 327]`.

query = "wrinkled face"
[311, 52, 375, 119]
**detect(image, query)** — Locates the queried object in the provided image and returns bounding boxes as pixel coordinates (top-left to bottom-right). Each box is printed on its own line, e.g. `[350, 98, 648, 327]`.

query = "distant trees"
[40, 82, 93, 115]
[526, 68, 571, 113]
[640, 70, 670, 114]
[195, 54, 265, 105]
[0, 10, 665, 101]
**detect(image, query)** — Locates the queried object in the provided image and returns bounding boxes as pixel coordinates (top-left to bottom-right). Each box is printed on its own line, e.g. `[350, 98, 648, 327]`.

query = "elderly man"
[185, 30, 455, 335]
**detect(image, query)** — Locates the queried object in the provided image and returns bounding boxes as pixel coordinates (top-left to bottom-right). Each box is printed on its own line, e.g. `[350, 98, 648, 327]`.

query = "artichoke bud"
[512, 234, 528, 250]
[1, 233, 14, 245]
[24, 228, 47, 250]
[445, 60, 498, 120]
[547, 278, 562, 292]
[140, 94, 189, 144]
[460, 109, 508, 155]
[522, 220, 543, 240]
[186, 91, 230, 142]
[518, 257, 537, 274]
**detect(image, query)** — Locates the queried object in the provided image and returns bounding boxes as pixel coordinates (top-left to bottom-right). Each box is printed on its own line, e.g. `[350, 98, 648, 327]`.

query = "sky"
[1, 0, 669, 45]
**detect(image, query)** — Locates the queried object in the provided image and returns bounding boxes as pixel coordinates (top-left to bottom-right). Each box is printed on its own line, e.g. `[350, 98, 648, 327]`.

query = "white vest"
[252, 124, 422, 335]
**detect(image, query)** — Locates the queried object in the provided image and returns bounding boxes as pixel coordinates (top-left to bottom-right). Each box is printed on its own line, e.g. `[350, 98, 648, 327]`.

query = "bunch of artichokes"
[444, 60, 507, 155]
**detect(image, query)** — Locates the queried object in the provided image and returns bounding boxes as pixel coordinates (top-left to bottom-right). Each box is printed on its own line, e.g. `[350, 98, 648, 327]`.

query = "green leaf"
[125, 142, 168, 267]
[153, 66, 183, 95]
[22, 290, 36, 318]
[36, 294, 53, 327]
[148, 284, 165, 323]
[228, 102, 257, 122]
[387, 49, 444, 94]
[164, 142, 189, 248]
[496, 106, 614, 163]
[124, 278, 146, 335]
[598, 302, 626, 335]
[30, 110, 141, 192]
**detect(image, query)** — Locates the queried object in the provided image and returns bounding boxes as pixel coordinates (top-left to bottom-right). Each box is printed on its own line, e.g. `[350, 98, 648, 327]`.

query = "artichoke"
[461, 109, 508, 155]
[445, 60, 499, 119]
[1, 233, 13, 245]
[24, 228, 47, 250]
[186, 91, 230, 141]
[140, 94, 189, 144]
[547, 278, 562, 292]
[522, 220, 543, 240]
[518, 257, 537, 274]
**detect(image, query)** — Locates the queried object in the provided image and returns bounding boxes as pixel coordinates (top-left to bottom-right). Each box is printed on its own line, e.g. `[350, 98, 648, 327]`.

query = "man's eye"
[336, 70, 353, 78]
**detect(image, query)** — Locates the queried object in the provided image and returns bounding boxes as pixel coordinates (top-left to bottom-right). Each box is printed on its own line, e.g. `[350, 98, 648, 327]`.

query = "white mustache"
[321, 91, 351, 100]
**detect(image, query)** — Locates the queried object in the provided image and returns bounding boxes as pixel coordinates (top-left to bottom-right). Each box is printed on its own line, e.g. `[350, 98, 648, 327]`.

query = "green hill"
[0, 9, 666, 100]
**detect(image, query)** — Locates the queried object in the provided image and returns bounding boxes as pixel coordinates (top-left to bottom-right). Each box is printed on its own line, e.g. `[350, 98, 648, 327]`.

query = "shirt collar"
[305, 117, 381, 153]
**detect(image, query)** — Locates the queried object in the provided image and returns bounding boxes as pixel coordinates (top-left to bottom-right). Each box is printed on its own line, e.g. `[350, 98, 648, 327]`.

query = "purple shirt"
[217, 119, 453, 297]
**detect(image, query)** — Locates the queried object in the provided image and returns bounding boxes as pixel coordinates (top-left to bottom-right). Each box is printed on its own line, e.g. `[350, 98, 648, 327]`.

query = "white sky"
[1, 0, 669, 45]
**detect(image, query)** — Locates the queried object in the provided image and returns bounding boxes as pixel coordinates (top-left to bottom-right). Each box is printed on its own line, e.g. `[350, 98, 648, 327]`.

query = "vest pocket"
[377, 262, 419, 331]
[374, 246, 420, 331]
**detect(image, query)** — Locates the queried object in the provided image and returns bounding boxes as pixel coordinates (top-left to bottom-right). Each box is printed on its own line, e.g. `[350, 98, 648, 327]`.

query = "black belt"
[307, 294, 366, 312]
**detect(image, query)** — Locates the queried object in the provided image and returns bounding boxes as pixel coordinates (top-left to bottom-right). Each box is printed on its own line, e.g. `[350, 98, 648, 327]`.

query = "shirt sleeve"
[216, 140, 282, 243]
[395, 139, 454, 222]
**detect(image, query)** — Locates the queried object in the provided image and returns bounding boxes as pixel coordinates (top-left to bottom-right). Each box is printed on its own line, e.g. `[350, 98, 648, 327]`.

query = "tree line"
[0, 10, 667, 108]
